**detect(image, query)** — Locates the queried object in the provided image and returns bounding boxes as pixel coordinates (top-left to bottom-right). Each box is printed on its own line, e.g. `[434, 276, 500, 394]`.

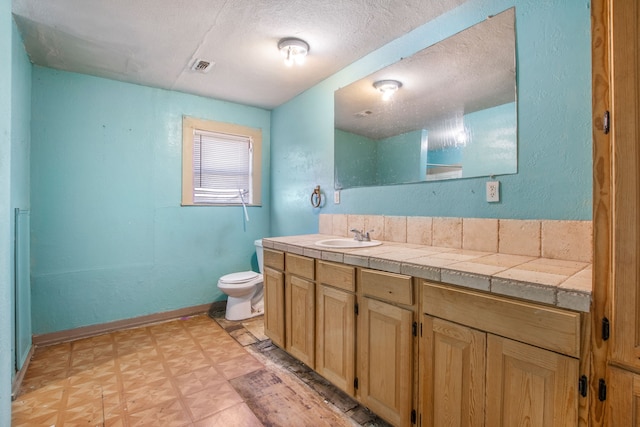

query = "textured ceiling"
[12, 0, 466, 109]
[335, 7, 516, 140]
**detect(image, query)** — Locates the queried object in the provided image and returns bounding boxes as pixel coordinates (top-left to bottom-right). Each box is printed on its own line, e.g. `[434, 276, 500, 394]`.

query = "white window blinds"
[193, 129, 253, 204]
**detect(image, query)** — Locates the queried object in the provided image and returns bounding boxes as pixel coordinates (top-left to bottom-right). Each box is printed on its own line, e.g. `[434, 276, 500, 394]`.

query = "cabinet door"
[263, 266, 285, 348]
[315, 284, 355, 395]
[610, 0, 640, 371]
[608, 366, 640, 426]
[285, 275, 315, 368]
[359, 297, 413, 427]
[421, 315, 486, 427]
[486, 335, 578, 427]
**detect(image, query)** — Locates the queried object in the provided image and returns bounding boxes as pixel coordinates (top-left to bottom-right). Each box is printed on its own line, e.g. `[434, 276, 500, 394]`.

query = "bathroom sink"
[315, 238, 382, 249]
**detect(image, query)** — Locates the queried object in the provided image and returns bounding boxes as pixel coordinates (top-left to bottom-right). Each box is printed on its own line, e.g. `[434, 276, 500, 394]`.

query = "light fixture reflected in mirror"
[278, 38, 309, 66]
[373, 79, 402, 101]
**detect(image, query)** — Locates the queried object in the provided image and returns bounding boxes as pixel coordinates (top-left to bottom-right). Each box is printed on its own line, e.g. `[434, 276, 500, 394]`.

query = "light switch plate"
[334, 190, 341, 204]
[486, 181, 500, 202]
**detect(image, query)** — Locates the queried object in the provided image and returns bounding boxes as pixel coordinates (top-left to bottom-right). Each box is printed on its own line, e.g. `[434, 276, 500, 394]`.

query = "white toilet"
[217, 239, 264, 321]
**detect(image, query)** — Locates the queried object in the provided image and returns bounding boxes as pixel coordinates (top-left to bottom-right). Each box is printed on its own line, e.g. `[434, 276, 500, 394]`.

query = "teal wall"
[11, 19, 32, 374]
[428, 146, 463, 169]
[335, 129, 377, 187]
[1, 0, 13, 421]
[30, 67, 271, 334]
[335, 128, 423, 187]
[378, 130, 423, 185]
[271, 0, 592, 236]
[462, 102, 517, 177]
[2, 6, 31, 424]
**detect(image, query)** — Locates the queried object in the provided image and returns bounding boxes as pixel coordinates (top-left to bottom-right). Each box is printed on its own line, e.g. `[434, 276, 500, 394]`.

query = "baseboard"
[32, 302, 223, 347]
[11, 344, 35, 400]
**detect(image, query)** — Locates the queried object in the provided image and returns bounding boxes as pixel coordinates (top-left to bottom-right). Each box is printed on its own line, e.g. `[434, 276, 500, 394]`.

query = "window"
[182, 116, 262, 206]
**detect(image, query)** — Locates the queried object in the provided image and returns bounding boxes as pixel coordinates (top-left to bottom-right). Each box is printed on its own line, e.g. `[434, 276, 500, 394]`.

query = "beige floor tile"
[202, 341, 248, 363]
[193, 402, 264, 427]
[12, 409, 60, 427]
[126, 398, 191, 427]
[183, 382, 245, 420]
[215, 353, 264, 380]
[242, 319, 268, 341]
[119, 368, 169, 391]
[165, 353, 213, 377]
[12, 383, 67, 415]
[123, 376, 179, 413]
[14, 314, 370, 427]
[57, 397, 105, 425]
[174, 365, 227, 397]
[72, 333, 114, 349]
[229, 328, 260, 346]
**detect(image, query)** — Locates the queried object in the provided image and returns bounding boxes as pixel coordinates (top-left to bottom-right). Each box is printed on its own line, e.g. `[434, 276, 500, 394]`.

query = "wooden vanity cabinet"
[358, 269, 415, 427]
[315, 260, 356, 395]
[485, 334, 579, 427]
[421, 316, 486, 427]
[420, 282, 583, 427]
[263, 249, 285, 348]
[607, 366, 640, 426]
[315, 264, 417, 426]
[602, 1, 640, 425]
[285, 253, 315, 368]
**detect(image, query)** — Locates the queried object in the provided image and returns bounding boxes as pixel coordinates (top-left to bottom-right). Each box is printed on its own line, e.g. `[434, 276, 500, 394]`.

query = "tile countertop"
[262, 234, 592, 313]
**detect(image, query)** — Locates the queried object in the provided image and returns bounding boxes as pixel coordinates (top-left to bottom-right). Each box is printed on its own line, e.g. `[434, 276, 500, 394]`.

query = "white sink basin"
[315, 238, 382, 249]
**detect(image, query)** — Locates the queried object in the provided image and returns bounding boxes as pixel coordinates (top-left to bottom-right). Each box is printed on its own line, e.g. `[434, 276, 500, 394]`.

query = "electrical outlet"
[334, 190, 341, 204]
[486, 181, 500, 202]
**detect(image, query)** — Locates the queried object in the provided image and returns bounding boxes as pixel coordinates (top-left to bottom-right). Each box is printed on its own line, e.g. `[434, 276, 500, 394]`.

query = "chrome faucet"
[350, 228, 374, 241]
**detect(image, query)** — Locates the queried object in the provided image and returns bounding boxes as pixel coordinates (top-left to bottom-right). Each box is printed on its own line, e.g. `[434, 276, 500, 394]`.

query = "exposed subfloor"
[12, 310, 391, 426]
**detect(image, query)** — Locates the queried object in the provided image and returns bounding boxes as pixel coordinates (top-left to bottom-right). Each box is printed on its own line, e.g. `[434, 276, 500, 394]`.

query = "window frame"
[182, 116, 262, 206]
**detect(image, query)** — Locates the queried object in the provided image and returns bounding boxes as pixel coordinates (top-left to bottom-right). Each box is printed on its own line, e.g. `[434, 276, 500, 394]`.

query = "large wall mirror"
[334, 8, 517, 189]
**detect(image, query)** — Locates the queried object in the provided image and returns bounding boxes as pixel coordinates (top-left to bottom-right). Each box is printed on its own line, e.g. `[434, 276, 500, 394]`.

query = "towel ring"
[310, 185, 322, 208]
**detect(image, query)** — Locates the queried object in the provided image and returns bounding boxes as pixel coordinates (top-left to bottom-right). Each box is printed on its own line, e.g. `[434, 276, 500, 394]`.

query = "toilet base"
[225, 296, 264, 321]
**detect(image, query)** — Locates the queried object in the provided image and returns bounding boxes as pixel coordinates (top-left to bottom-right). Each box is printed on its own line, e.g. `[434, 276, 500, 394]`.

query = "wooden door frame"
[591, 0, 611, 425]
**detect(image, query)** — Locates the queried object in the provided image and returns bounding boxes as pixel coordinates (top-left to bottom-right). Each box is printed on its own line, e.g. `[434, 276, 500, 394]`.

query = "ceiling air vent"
[190, 59, 214, 73]
[355, 110, 373, 118]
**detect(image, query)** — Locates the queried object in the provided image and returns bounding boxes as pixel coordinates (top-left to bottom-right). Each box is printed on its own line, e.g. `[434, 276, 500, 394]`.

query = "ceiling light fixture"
[278, 38, 309, 66]
[373, 79, 402, 101]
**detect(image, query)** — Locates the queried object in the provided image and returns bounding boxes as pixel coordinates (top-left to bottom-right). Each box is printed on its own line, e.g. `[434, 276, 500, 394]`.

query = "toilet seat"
[219, 271, 259, 284]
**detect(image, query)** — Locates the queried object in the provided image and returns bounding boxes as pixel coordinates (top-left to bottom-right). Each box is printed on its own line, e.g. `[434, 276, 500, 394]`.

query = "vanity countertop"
[262, 234, 592, 313]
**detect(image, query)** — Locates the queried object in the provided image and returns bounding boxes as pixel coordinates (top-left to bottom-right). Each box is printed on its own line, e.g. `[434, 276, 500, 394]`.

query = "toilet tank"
[255, 239, 264, 273]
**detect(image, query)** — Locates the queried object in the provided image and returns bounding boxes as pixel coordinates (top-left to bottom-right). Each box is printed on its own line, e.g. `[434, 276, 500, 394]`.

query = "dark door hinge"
[578, 375, 588, 397]
[602, 317, 610, 341]
[412, 322, 418, 337]
[599, 378, 607, 401]
[603, 110, 610, 134]
[355, 303, 359, 315]
[354, 377, 359, 390]
[411, 409, 417, 424]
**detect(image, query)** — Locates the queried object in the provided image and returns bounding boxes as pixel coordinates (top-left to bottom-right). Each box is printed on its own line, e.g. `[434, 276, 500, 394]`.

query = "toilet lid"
[220, 271, 259, 284]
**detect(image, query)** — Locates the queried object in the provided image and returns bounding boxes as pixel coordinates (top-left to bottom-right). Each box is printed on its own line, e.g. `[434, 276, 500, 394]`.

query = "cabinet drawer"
[286, 253, 315, 280]
[422, 282, 581, 358]
[317, 261, 355, 292]
[361, 269, 413, 306]
[263, 249, 284, 271]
